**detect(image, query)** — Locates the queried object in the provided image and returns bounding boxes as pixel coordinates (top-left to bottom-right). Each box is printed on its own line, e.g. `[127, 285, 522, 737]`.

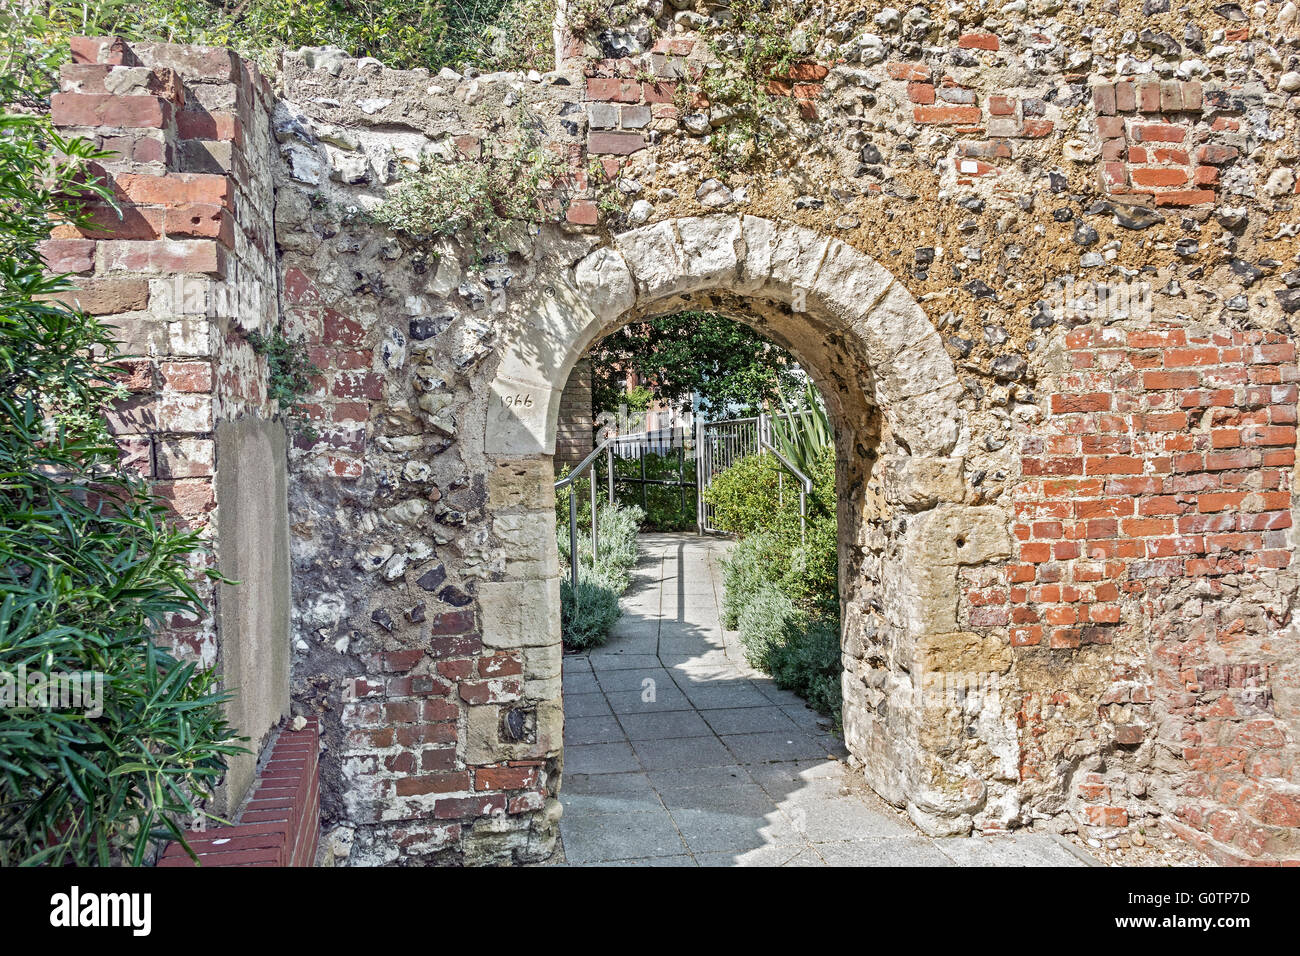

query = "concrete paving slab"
[556, 533, 1100, 869]
[617, 709, 714, 740]
[559, 808, 687, 863]
[563, 715, 626, 746]
[565, 741, 641, 774]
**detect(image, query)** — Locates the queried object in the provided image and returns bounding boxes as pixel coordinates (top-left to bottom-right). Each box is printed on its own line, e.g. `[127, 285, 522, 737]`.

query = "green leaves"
[37, 0, 559, 76]
[0, 7, 246, 865]
[373, 122, 561, 260]
[591, 311, 803, 418]
[554, 475, 644, 649]
[245, 328, 321, 435]
[767, 381, 833, 481]
[695, 0, 805, 170]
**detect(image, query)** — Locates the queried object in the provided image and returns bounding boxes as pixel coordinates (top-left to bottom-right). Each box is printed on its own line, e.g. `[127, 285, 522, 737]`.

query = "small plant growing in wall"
[246, 328, 322, 436]
[690, 0, 809, 171]
[373, 114, 563, 261]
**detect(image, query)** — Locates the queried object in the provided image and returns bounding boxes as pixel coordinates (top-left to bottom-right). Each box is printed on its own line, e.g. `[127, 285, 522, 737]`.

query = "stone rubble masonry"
[44, 5, 1300, 868]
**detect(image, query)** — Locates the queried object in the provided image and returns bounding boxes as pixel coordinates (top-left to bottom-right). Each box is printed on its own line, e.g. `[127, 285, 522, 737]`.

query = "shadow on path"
[554, 532, 1094, 867]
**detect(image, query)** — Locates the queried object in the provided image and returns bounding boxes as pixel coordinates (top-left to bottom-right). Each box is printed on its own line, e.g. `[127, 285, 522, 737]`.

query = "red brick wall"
[1008, 323, 1299, 863]
[159, 717, 321, 867]
[42, 35, 278, 665]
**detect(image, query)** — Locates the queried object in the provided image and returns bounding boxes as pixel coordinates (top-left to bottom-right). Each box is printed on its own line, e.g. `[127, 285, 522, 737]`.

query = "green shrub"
[0, 6, 246, 866]
[559, 569, 621, 651]
[719, 530, 776, 630]
[554, 487, 643, 649]
[38, 0, 558, 75]
[767, 615, 842, 718]
[709, 424, 842, 722]
[734, 585, 842, 721]
[702, 452, 784, 536]
[735, 583, 801, 673]
[592, 503, 642, 588]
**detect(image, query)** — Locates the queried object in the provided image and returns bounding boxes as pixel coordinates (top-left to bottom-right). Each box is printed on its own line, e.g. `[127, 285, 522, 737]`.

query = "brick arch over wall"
[482, 214, 1019, 837]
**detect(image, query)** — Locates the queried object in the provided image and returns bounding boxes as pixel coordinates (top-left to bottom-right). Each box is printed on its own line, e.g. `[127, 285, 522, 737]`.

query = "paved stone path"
[556, 532, 1095, 867]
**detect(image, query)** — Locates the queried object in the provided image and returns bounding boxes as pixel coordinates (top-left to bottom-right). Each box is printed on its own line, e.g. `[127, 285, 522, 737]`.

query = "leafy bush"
[708, 423, 842, 721]
[702, 452, 784, 536]
[592, 503, 641, 587]
[554, 471, 643, 649]
[0, 7, 246, 865]
[37, 0, 558, 75]
[735, 583, 800, 673]
[767, 615, 841, 718]
[372, 133, 560, 260]
[735, 585, 842, 720]
[559, 569, 622, 652]
[719, 530, 776, 630]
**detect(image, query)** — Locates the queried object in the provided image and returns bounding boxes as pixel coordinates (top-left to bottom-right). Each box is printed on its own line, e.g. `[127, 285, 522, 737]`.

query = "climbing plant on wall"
[372, 114, 563, 260]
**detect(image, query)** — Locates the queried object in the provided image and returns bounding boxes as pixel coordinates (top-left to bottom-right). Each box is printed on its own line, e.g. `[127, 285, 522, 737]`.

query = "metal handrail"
[554, 437, 616, 591]
[758, 412, 813, 544]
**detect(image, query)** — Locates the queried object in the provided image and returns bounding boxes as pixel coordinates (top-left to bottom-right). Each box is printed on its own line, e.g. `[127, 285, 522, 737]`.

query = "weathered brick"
[587, 131, 646, 154]
[52, 93, 171, 129]
[957, 33, 999, 51]
[97, 239, 227, 277]
[913, 105, 982, 125]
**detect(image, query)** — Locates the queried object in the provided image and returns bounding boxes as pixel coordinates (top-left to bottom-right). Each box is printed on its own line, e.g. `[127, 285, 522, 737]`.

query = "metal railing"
[554, 437, 615, 591]
[696, 412, 812, 541]
[609, 428, 694, 522]
[757, 412, 812, 544]
[696, 415, 759, 533]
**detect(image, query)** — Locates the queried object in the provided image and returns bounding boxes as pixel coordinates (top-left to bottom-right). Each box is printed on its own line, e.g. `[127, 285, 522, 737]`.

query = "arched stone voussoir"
[572, 246, 636, 322]
[739, 216, 831, 295]
[485, 281, 602, 456]
[887, 381, 966, 459]
[612, 215, 745, 304]
[858, 283, 960, 402]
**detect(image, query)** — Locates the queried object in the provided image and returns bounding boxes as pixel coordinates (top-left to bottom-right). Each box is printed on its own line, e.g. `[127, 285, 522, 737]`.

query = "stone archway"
[480, 215, 1015, 838]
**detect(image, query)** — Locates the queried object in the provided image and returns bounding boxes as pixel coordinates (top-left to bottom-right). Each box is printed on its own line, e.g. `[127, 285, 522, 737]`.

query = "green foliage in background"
[768, 382, 832, 482]
[706, 447, 836, 609]
[31, 0, 558, 74]
[0, 6, 245, 866]
[706, 435, 841, 722]
[612, 449, 695, 532]
[591, 311, 802, 419]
